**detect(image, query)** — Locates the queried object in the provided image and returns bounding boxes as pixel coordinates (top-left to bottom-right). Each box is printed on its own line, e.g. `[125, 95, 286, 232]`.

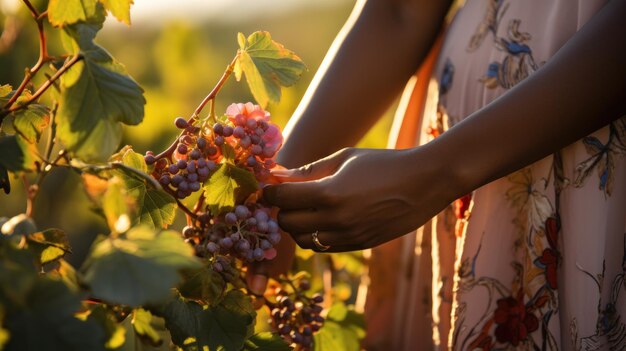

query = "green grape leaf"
[26, 228, 72, 265]
[159, 290, 256, 351]
[111, 149, 177, 230]
[234, 31, 306, 108]
[0, 135, 35, 172]
[178, 266, 226, 304]
[0, 247, 107, 351]
[243, 332, 291, 351]
[87, 304, 126, 349]
[204, 163, 258, 215]
[132, 308, 162, 346]
[48, 0, 99, 27]
[0, 84, 11, 98]
[81, 226, 201, 306]
[314, 303, 365, 351]
[57, 23, 145, 162]
[100, 0, 134, 25]
[12, 103, 50, 143]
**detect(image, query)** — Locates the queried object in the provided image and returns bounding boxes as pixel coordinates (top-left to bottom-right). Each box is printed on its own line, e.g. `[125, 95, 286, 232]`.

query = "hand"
[263, 147, 455, 252]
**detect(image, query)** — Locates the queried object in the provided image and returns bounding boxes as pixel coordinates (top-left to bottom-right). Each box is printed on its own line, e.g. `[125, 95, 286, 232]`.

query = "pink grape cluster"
[270, 279, 325, 350]
[144, 102, 284, 270]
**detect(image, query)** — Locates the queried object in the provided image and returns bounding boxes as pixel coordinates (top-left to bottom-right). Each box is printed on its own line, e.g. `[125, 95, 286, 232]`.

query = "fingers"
[290, 230, 357, 253]
[276, 207, 338, 233]
[263, 180, 330, 210]
[271, 148, 353, 182]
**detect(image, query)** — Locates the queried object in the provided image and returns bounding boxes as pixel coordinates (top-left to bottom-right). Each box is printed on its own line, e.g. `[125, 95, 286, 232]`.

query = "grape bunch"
[269, 279, 325, 350]
[184, 204, 281, 267]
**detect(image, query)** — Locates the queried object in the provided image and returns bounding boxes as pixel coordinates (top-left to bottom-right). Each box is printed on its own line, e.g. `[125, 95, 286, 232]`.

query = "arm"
[246, 0, 452, 293]
[278, 0, 453, 168]
[264, 0, 626, 251]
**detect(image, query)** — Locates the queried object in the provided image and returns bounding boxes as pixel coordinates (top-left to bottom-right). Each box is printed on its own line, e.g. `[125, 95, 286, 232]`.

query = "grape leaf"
[81, 226, 201, 306]
[57, 22, 145, 162]
[111, 149, 177, 230]
[87, 304, 126, 349]
[204, 163, 258, 215]
[0, 246, 106, 351]
[26, 229, 72, 265]
[0, 84, 11, 98]
[48, 0, 99, 27]
[159, 290, 256, 351]
[12, 103, 50, 143]
[243, 332, 291, 351]
[0, 135, 35, 172]
[131, 308, 162, 346]
[234, 31, 306, 108]
[100, 0, 134, 25]
[178, 266, 226, 304]
[313, 303, 365, 351]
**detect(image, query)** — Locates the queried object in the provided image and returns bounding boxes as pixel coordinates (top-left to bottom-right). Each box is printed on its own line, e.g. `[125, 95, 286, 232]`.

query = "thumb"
[271, 148, 353, 182]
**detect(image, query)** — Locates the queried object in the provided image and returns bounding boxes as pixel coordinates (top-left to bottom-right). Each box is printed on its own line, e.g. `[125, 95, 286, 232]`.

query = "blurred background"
[0, 0, 394, 269]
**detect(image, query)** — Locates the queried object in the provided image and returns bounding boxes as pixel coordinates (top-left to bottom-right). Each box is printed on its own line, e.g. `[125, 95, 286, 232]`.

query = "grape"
[177, 160, 187, 169]
[212, 262, 223, 272]
[182, 226, 195, 238]
[178, 181, 189, 191]
[175, 117, 188, 129]
[239, 136, 251, 148]
[236, 239, 250, 252]
[214, 136, 224, 146]
[159, 175, 171, 185]
[187, 173, 198, 182]
[172, 174, 184, 186]
[177, 144, 188, 154]
[206, 160, 218, 171]
[168, 164, 179, 174]
[268, 220, 279, 234]
[206, 146, 218, 156]
[246, 217, 257, 227]
[255, 127, 265, 136]
[196, 137, 207, 150]
[312, 294, 323, 303]
[197, 167, 210, 178]
[186, 162, 196, 173]
[254, 210, 269, 223]
[219, 237, 233, 249]
[246, 118, 257, 129]
[260, 239, 272, 250]
[246, 156, 258, 167]
[257, 220, 269, 233]
[225, 212, 238, 225]
[233, 126, 245, 138]
[234, 205, 249, 219]
[250, 135, 261, 145]
[190, 148, 202, 160]
[206, 242, 219, 253]
[189, 181, 201, 192]
[253, 247, 264, 261]
[230, 232, 241, 241]
[213, 123, 224, 135]
[234, 114, 246, 126]
[222, 125, 234, 137]
[197, 158, 207, 168]
[144, 154, 156, 165]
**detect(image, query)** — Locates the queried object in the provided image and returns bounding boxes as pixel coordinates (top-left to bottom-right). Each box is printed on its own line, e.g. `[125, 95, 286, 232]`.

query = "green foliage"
[48, 0, 99, 27]
[234, 31, 306, 108]
[81, 226, 201, 306]
[0, 135, 35, 172]
[178, 266, 227, 303]
[100, 0, 134, 25]
[204, 162, 258, 216]
[314, 303, 365, 351]
[243, 332, 291, 350]
[131, 308, 163, 346]
[12, 104, 50, 144]
[109, 149, 177, 229]
[25, 228, 72, 265]
[159, 290, 256, 351]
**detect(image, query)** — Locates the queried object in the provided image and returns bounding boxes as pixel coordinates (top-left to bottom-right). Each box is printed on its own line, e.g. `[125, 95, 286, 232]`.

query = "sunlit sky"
[1, 0, 350, 24]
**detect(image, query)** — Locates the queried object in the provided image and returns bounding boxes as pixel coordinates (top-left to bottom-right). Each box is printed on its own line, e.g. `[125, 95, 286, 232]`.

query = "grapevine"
[0, 1, 366, 350]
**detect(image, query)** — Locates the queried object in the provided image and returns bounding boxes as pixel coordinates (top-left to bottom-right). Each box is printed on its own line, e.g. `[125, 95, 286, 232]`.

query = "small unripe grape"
[299, 279, 311, 291]
[174, 117, 188, 129]
[177, 144, 188, 154]
[225, 212, 238, 225]
[144, 154, 156, 165]
[312, 294, 323, 303]
[176, 159, 187, 169]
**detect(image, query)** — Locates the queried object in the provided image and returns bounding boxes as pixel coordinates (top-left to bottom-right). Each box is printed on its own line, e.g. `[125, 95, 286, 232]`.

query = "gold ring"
[311, 231, 330, 251]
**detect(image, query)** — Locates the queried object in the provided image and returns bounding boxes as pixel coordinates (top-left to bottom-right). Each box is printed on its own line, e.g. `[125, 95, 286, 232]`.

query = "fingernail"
[270, 169, 297, 177]
[251, 275, 268, 295]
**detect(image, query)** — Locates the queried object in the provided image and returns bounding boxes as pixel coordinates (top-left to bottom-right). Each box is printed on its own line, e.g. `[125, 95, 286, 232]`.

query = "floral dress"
[363, 1, 626, 350]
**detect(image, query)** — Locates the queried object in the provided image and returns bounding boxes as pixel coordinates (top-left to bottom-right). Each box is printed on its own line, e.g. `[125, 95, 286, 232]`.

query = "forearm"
[421, 0, 626, 199]
[278, 0, 452, 168]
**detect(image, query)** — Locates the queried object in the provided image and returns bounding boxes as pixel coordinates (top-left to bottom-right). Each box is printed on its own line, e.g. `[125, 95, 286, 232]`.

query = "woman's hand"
[263, 147, 455, 252]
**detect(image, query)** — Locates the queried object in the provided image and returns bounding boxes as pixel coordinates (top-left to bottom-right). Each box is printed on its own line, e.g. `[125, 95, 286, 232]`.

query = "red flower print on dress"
[493, 291, 539, 346]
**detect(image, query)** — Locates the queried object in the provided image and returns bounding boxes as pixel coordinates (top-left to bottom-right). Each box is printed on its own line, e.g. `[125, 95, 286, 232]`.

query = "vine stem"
[154, 53, 239, 161]
[2, 0, 51, 114]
